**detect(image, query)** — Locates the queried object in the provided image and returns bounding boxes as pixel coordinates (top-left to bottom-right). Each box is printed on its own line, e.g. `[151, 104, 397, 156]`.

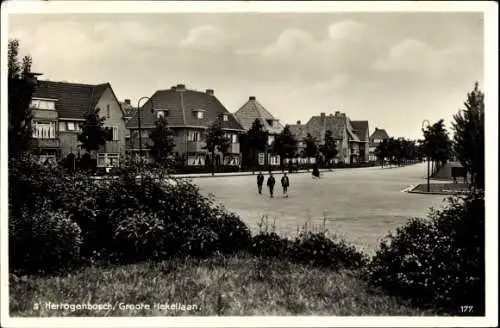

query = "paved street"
[192, 163, 448, 254]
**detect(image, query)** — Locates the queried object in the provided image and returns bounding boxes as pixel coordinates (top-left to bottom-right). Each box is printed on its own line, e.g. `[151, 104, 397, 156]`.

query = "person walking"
[257, 171, 264, 194]
[281, 172, 290, 198]
[267, 172, 276, 198]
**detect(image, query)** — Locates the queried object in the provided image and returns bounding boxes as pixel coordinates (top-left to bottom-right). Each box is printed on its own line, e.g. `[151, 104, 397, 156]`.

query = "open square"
[193, 163, 446, 254]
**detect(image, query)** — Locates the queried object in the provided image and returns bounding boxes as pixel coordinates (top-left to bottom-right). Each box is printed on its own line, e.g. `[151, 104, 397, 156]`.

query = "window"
[232, 134, 238, 144]
[59, 122, 66, 132]
[188, 130, 200, 142]
[32, 121, 56, 139]
[97, 153, 120, 167]
[196, 111, 204, 119]
[110, 126, 119, 141]
[67, 122, 75, 131]
[106, 105, 110, 118]
[223, 114, 228, 121]
[266, 119, 273, 127]
[31, 99, 56, 110]
[157, 111, 165, 119]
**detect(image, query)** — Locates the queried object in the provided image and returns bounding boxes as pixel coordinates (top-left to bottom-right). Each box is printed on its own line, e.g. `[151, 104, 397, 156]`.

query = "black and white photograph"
[1, 1, 498, 327]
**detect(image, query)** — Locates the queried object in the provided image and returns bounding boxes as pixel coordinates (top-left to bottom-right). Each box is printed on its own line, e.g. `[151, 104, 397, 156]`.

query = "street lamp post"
[422, 120, 431, 192]
[137, 96, 152, 158]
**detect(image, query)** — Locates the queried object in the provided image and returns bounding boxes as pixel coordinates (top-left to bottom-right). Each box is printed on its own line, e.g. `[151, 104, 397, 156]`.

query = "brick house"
[30, 80, 128, 167]
[234, 96, 284, 166]
[368, 127, 390, 162]
[290, 111, 370, 164]
[125, 84, 245, 167]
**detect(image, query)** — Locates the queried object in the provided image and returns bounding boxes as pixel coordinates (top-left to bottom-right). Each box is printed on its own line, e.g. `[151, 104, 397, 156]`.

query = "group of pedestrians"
[256, 171, 290, 198]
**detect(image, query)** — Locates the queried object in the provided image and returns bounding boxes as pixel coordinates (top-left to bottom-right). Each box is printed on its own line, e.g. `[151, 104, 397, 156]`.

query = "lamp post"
[422, 119, 431, 192]
[137, 96, 153, 158]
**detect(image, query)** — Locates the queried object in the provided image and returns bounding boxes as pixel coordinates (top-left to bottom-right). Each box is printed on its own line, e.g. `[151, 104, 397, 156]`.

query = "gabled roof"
[32, 80, 117, 119]
[350, 121, 369, 141]
[369, 128, 390, 141]
[295, 114, 346, 142]
[126, 85, 244, 131]
[234, 96, 284, 134]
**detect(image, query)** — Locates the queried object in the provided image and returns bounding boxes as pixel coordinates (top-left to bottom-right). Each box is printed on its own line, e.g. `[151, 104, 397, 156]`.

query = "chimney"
[335, 111, 340, 116]
[375, 127, 379, 131]
[297, 120, 301, 125]
[171, 86, 176, 90]
[249, 96, 256, 101]
[320, 112, 325, 119]
[206, 89, 214, 95]
[176, 84, 186, 91]
[124, 99, 131, 105]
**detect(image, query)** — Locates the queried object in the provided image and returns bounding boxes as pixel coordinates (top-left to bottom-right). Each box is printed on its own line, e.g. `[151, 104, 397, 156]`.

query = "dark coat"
[267, 176, 275, 187]
[257, 174, 264, 185]
[281, 176, 290, 187]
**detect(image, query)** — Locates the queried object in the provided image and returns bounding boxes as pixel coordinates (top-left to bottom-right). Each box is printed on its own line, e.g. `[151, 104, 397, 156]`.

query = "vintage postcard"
[1, 1, 497, 327]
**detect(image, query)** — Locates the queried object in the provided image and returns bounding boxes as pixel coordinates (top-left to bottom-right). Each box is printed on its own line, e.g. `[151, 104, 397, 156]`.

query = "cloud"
[327, 19, 367, 42]
[372, 38, 459, 72]
[180, 25, 232, 51]
[261, 29, 316, 57]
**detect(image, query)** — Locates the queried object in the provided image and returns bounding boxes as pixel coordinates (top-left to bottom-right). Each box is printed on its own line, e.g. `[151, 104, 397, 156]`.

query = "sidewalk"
[172, 168, 324, 179]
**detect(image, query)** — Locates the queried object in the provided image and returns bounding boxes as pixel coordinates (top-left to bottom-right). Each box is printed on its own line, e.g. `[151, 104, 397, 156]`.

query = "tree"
[8, 39, 36, 157]
[422, 119, 453, 175]
[272, 125, 297, 169]
[149, 116, 176, 167]
[374, 139, 389, 167]
[204, 117, 230, 175]
[319, 130, 338, 169]
[246, 118, 268, 172]
[452, 82, 485, 189]
[78, 107, 112, 153]
[303, 133, 318, 158]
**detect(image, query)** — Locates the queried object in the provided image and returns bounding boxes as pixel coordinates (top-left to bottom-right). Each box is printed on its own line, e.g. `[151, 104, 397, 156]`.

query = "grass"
[9, 253, 436, 317]
[411, 183, 469, 194]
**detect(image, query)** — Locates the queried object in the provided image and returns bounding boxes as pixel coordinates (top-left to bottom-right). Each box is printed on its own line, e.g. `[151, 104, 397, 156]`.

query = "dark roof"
[294, 114, 346, 142]
[32, 80, 114, 119]
[288, 124, 304, 138]
[126, 86, 244, 131]
[350, 120, 369, 141]
[369, 128, 390, 141]
[234, 97, 284, 134]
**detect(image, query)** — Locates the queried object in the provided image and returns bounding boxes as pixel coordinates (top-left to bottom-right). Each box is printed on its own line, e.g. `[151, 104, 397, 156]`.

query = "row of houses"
[29, 78, 390, 168]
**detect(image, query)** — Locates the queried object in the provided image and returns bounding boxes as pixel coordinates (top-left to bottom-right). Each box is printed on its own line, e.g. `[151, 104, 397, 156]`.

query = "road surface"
[192, 163, 448, 254]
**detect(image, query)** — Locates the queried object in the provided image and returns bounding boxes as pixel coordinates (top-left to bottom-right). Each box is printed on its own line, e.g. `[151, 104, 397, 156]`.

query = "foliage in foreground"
[9, 155, 486, 315]
[365, 190, 485, 315]
[9, 255, 435, 316]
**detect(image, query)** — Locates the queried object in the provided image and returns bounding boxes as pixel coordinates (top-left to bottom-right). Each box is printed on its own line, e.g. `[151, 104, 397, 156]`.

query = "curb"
[172, 169, 325, 179]
[406, 184, 469, 195]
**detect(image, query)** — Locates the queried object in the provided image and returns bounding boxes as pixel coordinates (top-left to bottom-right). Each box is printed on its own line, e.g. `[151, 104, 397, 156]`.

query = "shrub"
[208, 208, 252, 254]
[251, 232, 289, 258]
[9, 209, 82, 274]
[113, 210, 166, 262]
[366, 191, 485, 315]
[180, 225, 220, 258]
[290, 232, 368, 270]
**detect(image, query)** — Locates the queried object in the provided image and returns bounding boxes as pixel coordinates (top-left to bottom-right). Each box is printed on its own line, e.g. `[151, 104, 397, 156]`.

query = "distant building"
[234, 96, 284, 166]
[125, 84, 245, 167]
[30, 80, 127, 167]
[234, 96, 284, 146]
[291, 111, 369, 164]
[368, 127, 390, 161]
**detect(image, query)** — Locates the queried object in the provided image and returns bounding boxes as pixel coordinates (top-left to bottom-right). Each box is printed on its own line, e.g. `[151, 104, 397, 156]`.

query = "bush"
[366, 191, 485, 315]
[9, 209, 82, 274]
[290, 232, 368, 270]
[112, 210, 166, 262]
[251, 232, 289, 257]
[208, 208, 252, 254]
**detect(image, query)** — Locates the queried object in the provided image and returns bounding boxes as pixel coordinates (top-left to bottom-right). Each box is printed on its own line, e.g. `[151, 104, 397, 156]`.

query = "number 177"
[460, 305, 474, 313]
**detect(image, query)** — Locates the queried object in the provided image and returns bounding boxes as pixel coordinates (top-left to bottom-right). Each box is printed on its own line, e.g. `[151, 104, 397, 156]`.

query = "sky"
[7, 8, 484, 140]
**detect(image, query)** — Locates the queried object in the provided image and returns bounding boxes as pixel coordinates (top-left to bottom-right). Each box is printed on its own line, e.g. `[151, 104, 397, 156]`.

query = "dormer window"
[31, 98, 56, 110]
[157, 110, 165, 119]
[192, 109, 205, 120]
[223, 114, 229, 121]
[266, 119, 273, 127]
